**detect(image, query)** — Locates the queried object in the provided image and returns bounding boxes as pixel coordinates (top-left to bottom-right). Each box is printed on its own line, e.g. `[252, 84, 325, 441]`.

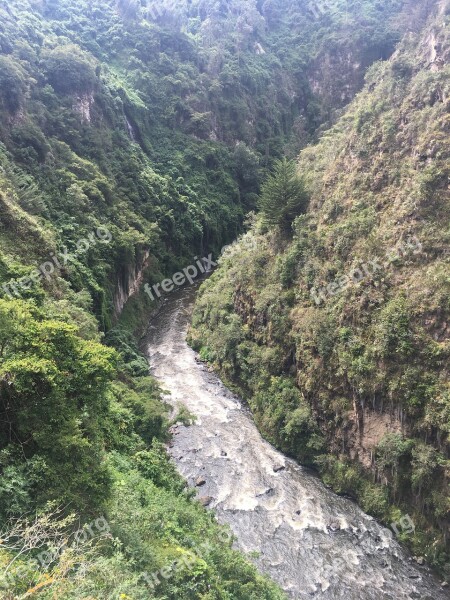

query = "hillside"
[190, 0, 450, 576]
[0, 0, 446, 597]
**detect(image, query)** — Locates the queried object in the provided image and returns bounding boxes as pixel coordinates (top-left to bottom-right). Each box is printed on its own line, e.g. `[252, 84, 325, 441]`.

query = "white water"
[145, 284, 448, 600]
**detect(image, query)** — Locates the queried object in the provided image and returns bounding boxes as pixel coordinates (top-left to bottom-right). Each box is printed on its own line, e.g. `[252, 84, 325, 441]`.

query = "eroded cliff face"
[113, 250, 151, 318]
[304, 0, 439, 126]
[189, 0, 450, 571]
[73, 92, 95, 123]
[308, 45, 389, 118]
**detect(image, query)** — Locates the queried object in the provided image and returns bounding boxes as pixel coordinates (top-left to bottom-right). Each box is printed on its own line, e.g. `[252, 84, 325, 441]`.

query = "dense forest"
[0, 0, 447, 597]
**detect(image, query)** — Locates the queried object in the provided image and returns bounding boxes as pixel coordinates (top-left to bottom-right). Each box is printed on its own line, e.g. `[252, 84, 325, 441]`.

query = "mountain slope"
[0, 0, 443, 596]
[190, 0, 450, 574]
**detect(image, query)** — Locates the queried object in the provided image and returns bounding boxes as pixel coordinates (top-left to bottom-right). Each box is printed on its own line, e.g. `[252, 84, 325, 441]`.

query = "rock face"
[345, 406, 404, 469]
[74, 92, 94, 122]
[113, 251, 150, 318]
[198, 496, 213, 507]
[308, 46, 383, 117]
[305, 0, 436, 125]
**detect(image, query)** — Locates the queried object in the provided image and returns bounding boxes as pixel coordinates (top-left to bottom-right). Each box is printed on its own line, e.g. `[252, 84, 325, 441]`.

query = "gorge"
[0, 0, 448, 598]
[146, 283, 447, 599]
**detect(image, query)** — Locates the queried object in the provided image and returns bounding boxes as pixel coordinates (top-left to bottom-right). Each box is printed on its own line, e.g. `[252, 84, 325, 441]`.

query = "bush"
[11, 122, 50, 163]
[43, 44, 97, 94]
[0, 300, 116, 513]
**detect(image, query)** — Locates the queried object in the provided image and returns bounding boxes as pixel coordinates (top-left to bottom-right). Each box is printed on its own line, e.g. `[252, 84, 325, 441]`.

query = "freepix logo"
[0, 516, 110, 592]
[146, 0, 176, 21]
[307, 0, 350, 20]
[144, 254, 217, 301]
[143, 236, 258, 302]
[310, 236, 423, 306]
[1, 227, 112, 299]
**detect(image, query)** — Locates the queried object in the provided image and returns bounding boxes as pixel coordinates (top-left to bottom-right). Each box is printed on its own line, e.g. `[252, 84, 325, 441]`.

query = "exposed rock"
[195, 477, 206, 487]
[74, 92, 94, 122]
[113, 250, 151, 317]
[198, 496, 213, 507]
[256, 487, 275, 497]
[273, 464, 285, 473]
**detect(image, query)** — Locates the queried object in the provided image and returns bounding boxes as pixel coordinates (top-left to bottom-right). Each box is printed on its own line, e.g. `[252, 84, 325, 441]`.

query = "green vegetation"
[0, 249, 288, 598]
[0, 294, 285, 598]
[190, 2, 450, 577]
[43, 45, 98, 95]
[0, 55, 27, 113]
[0, 299, 115, 516]
[0, 0, 443, 596]
[258, 159, 308, 232]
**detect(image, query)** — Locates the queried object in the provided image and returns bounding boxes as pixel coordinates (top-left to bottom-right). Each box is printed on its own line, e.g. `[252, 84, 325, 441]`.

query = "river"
[144, 283, 448, 600]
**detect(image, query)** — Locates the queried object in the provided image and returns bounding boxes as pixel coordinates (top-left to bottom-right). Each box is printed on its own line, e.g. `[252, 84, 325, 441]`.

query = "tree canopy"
[258, 158, 308, 231]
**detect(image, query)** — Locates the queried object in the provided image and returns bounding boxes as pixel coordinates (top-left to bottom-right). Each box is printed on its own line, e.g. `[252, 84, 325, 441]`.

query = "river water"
[144, 283, 448, 600]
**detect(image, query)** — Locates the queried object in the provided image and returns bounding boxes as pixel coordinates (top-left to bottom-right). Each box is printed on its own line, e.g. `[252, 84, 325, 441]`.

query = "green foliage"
[0, 55, 27, 113]
[0, 297, 285, 598]
[0, 453, 286, 599]
[105, 328, 150, 377]
[132, 440, 186, 494]
[376, 434, 414, 475]
[375, 297, 414, 358]
[411, 442, 441, 496]
[190, 5, 450, 573]
[171, 403, 197, 427]
[0, 299, 116, 515]
[253, 376, 324, 465]
[258, 159, 308, 232]
[43, 45, 97, 95]
[109, 378, 167, 445]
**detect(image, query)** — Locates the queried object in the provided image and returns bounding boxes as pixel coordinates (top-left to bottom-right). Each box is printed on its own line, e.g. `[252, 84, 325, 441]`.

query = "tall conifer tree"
[258, 158, 308, 232]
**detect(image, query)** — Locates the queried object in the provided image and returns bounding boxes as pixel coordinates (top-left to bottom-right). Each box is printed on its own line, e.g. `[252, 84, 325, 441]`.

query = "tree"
[233, 141, 262, 208]
[0, 56, 27, 113]
[0, 300, 116, 514]
[257, 158, 308, 232]
[43, 45, 97, 95]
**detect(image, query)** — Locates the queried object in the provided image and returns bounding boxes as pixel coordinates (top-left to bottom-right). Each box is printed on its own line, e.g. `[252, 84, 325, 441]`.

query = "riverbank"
[144, 283, 447, 599]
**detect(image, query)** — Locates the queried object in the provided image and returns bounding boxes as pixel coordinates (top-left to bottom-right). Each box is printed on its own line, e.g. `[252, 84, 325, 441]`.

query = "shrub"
[43, 44, 97, 95]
